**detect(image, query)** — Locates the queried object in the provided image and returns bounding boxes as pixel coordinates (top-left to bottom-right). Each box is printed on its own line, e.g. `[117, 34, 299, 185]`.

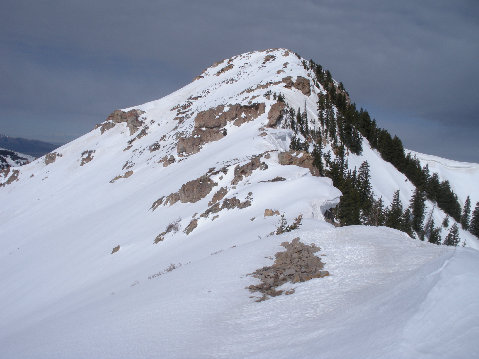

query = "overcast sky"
[1, 0, 478, 162]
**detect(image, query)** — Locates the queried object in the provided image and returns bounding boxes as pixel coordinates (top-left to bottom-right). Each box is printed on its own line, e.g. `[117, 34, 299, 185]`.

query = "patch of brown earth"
[278, 151, 319, 176]
[267, 101, 286, 128]
[248, 237, 329, 301]
[80, 150, 95, 166]
[110, 170, 133, 183]
[44, 152, 62, 165]
[111, 245, 120, 254]
[160, 155, 175, 167]
[96, 109, 145, 135]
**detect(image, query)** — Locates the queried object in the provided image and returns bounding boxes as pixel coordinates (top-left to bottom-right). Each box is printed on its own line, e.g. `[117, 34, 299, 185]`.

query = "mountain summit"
[1, 49, 478, 358]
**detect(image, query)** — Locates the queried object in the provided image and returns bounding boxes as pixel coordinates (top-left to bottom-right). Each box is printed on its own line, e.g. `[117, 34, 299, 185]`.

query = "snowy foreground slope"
[1, 49, 478, 358]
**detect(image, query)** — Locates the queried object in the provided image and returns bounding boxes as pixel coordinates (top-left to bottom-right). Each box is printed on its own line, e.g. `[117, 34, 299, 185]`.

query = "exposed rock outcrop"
[209, 186, 228, 206]
[264, 209, 280, 217]
[0, 168, 19, 187]
[267, 102, 286, 128]
[200, 196, 252, 219]
[110, 170, 133, 183]
[80, 150, 95, 166]
[96, 109, 145, 135]
[231, 156, 268, 185]
[282, 76, 311, 96]
[44, 152, 62, 165]
[152, 174, 217, 209]
[184, 219, 198, 235]
[248, 237, 328, 301]
[177, 103, 265, 156]
[154, 219, 180, 244]
[278, 151, 319, 176]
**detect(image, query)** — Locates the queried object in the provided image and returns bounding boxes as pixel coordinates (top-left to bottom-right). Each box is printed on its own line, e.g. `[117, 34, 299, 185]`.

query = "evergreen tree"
[401, 208, 414, 237]
[410, 188, 426, 235]
[470, 202, 479, 237]
[426, 219, 441, 245]
[461, 196, 471, 230]
[442, 215, 449, 228]
[368, 197, 385, 226]
[444, 223, 460, 246]
[386, 190, 403, 230]
[357, 161, 372, 210]
[312, 145, 323, 176]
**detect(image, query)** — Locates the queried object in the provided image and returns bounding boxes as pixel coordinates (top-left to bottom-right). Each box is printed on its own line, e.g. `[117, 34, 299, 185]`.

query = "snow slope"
[1, 48, 478, 358]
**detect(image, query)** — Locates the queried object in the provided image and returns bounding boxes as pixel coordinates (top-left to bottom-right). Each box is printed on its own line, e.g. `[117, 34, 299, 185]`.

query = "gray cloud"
[1, 0, 478, 160]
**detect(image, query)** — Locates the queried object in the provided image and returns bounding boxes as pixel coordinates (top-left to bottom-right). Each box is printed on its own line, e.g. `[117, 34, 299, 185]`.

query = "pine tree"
[357, 161, 372, 210]
[368, 197, 385, 226]
[470, 202, 479, 237]
[444, 223, 460, 246]
[401, 208, 414, 237]
[461, 196, 471, 230]
[410, 188, 426, 235]
[386, 190, 403, 230]
[427, 220, 441, 245]
[442, 215, 449, 228]
[312, 145, 323, 176]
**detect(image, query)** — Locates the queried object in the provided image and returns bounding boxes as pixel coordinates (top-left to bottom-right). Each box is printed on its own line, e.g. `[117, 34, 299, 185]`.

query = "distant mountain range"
[0, 134, 60, 158]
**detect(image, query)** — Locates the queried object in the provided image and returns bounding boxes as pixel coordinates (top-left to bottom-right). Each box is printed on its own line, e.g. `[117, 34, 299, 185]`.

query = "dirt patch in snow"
[248, 237, 329, 301]
[111, 245, 120, 254]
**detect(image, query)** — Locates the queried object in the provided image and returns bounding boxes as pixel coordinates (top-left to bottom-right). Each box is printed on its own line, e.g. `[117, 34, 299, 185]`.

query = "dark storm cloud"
[1, 0, 478, 160]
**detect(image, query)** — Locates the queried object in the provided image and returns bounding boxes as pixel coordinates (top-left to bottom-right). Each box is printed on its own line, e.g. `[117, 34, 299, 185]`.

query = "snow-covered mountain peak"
[1, 49, 478, 358]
